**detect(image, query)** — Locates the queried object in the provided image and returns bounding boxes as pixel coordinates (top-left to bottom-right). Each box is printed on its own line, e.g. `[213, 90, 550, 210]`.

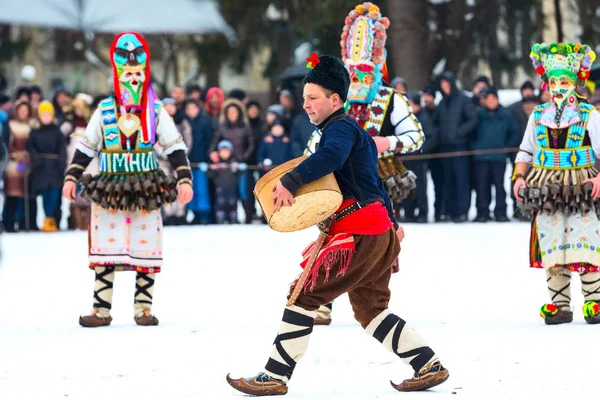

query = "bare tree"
[386, 0, 429, 90]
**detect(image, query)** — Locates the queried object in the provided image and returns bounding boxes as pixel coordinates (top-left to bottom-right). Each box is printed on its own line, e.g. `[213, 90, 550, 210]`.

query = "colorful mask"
[548, 75, 576, 106]
[109, 32, 157, 144]
[340, 2, 389, 104]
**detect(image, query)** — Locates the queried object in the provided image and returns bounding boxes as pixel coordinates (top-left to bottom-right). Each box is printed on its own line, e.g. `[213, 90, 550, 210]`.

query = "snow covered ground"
[0, 222, 596, 400]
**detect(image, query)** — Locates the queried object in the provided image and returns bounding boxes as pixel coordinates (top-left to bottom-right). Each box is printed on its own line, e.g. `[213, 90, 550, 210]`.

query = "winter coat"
[248, 115, 265, 164]
[209, 98, 255, 162]
[415, 108, 438, 154]
[258, 134, 292, 166]
[208, 160, 241, 191]
[290, 112, 315, 158]
[507, 100, 530, 142]
[434, 74, 478, 145]
[471, 106, 519, 163]
[26, 123, 66, 192]
[4, 119, 33, 197]
[187, 108, 214, 163]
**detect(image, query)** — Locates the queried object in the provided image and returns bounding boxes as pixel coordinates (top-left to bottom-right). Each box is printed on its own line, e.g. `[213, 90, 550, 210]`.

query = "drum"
[254, 156, 343, 232]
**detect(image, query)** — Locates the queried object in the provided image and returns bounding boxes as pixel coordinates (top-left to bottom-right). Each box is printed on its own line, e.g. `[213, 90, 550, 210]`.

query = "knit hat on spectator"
[407, 90, 421, 105]
[218, 140, 233, 152]
[246, 99, 261, 110]
[522, 95, 540, 105]
[422, 85, 436, 96]
[391, 77, 408, 91]
[163, 97, 177, 106]
[38, 100, 55, 118]
[473, 75, 491, 87]
[229, 89, 246, 101]
[302, 54, 350, 102]
[271, 119, 284, 128]
[279, 89, 294, 102]
[266, 104, 285, 119]
[30, 85, 43, 97]
[481, 86, 498, 97]
[520, 81, 535, 92]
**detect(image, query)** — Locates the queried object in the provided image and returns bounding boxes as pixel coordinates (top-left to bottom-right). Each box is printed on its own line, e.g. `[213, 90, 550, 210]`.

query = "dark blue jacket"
[290, 112, 315, 158]
[471, 106, 519, 163]
[258, 133, 292, 166]
[434, 73, 478, 145]
[282, 108, 397, 229]
[187, 109, 214, 163]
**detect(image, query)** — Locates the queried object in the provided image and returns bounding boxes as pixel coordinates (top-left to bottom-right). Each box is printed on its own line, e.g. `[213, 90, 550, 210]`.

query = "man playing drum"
[226, 54, 448, 395]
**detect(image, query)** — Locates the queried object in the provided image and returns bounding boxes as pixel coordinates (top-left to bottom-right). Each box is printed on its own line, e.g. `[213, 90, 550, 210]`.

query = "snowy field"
[0, 222, 596, 400]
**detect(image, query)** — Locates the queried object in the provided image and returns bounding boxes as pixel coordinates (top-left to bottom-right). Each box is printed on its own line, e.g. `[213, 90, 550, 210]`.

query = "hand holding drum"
[271, 181, 296, 212]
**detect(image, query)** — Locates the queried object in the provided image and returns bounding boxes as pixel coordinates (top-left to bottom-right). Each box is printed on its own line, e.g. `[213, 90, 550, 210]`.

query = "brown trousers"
[289, 228, 400, 328]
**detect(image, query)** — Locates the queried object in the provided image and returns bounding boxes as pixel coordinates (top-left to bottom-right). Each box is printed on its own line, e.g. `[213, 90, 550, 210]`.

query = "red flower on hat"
[306, 52, 320, 69]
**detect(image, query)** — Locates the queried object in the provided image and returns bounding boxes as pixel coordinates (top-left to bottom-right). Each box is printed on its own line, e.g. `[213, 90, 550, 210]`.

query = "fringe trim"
[305, 248, 355, 293]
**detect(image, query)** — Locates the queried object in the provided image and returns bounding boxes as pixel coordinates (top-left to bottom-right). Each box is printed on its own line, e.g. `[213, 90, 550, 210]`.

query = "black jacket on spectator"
[471, 106, 519, 163]
[247, 103, 264, 164]
[208, 161, 241, 190]
[290, 112, 314, 158]
[415, 108, 437, 154]
[507, 101, 529, 139]
[26, 123, 66, 192]
[258, 134, 292, 166]
[435, 76, 478, 145]
[187, 108, 214, 163]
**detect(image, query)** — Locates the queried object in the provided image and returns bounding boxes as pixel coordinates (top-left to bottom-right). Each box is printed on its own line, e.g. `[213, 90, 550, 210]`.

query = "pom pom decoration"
[583, 301, 600, 318]
[540, 303, 558, 318]
[530, 42, 596, 85]
[535, 65, 545, 75]
[578, 69, 590, 80]
[340, 2, 388, 66]
[379, 17, 390, 29]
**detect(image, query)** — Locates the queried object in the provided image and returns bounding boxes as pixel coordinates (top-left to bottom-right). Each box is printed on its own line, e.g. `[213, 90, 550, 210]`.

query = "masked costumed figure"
[62, 32, 193, 327]
[304, 2, 425, 325]
[514, 42, 600, 324]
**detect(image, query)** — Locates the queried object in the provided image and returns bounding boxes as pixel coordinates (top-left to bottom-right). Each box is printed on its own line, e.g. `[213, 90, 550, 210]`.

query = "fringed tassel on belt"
[299, 233, 356, 292]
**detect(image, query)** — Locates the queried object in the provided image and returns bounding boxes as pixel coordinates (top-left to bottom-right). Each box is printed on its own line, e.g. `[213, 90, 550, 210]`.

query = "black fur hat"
[302, 55, 350, 102]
